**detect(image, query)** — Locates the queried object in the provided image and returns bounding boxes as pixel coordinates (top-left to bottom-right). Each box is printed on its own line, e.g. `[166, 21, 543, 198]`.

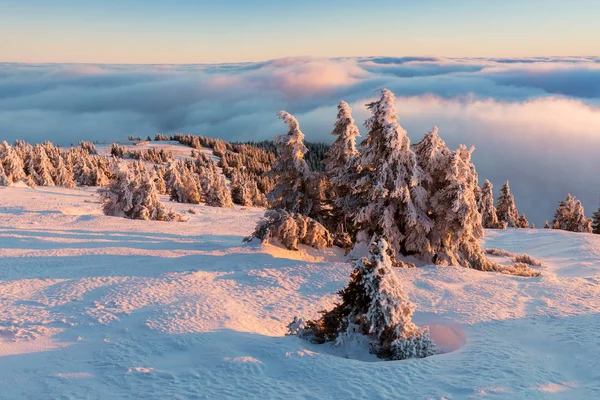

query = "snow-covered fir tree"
[292, 238, 435, 360]
[415, 130, 499, 270]
[198, 161, 234, 208]
[0, 163, 8, 186]
[323, 100, 361, 234]
[153, 166, 167, 194]
[103, 162, 183, 221]
[592, 206, 600, 234]
[544, 220, 551, 229]
[244, 209, 332, 250]
[517, 213, 529, 229]
[479, 180, 503, 229]
[131, 166, 172, 220]
[165, 161, 187, 203]
[496, 181, 520, 228]
[231, 169, 268, 207]
[552, 194, 592, 233]
[102, 163, 135, 218]
[267, 111, 313, 215]
[352, 89, 431, 258]
[53, 155, 76, 188]
[0, 141, 26, 184]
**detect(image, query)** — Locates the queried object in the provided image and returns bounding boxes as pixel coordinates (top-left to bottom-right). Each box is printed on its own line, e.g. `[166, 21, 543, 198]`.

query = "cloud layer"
[1, 57, 600, 224]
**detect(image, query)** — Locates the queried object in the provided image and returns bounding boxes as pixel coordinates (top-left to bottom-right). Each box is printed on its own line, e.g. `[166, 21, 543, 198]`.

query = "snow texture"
[1, 184, 600, 398]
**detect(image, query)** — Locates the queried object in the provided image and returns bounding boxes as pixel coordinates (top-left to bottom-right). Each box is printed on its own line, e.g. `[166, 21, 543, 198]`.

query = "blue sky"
[1, 0, 599, 63]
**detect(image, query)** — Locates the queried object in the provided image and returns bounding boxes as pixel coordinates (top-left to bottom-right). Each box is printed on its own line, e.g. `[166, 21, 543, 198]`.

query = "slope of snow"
[0, 186, 599, 399]
[96, 140, 196, 160]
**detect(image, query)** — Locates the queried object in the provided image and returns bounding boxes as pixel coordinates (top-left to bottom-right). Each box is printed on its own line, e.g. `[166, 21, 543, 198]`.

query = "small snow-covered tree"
[517, 213, 529, 229]
[0, 142, 26, 184]
[479, 180, 503, 229]
[0, 163, 8, 186]
[102, 163, 135, 217]
[544, 220, 550, 229]
[103, 162, 183, 221]
[244, 209, 333, 251]
[53, 154, 76, 188]
[293, 238, 435, 360]
[592, 207, 600, 234]
[166, 161, 186, 202]
[131, 167, 178, 221]
[268, 111, 313, 214]
[552, 194, 592, 233]
[153, 166, 167, 194]
[496, 181, 520, 228]
[199, 162, 234, 208]
[231, 169, 268, 207]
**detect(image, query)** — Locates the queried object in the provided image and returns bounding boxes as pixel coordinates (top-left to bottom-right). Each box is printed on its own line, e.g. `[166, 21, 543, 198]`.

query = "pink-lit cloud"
[1, 56, 600, 223]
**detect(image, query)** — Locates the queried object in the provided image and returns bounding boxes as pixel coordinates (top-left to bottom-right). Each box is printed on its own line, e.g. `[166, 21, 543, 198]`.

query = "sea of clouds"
[1, 56, 600, 224]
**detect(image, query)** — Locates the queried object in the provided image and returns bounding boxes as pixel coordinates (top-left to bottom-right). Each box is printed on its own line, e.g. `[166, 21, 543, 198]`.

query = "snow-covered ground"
[1, 185, 599, 399]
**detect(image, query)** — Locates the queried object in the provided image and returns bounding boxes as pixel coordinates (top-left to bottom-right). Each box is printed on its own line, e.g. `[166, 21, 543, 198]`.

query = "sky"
[1, 0, 600, 63]
[1, 2, 600, 224]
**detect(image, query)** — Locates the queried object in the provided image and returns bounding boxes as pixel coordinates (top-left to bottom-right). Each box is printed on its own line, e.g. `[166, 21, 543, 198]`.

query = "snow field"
[0, 186, 599, 399]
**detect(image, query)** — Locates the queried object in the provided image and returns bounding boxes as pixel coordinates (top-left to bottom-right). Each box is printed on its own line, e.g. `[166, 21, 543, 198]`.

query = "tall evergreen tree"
[552, 194, 592, 233]
[479, 180, 503, 229]
[323, 101, 361, 234]
[0, 142, 25, 184]
[496, 181, 520, 228]
[415, 131, 498, 270]
[352, 89, 431, 257]
[53, 155, 76, 188]
[268, 111, 313, 214]
[592, 206, 600, 234]
[0, 162, 8, 186]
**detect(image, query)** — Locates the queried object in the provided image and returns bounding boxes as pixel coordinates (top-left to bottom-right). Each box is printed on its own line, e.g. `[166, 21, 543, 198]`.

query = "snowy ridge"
[0, 186, 599, 398]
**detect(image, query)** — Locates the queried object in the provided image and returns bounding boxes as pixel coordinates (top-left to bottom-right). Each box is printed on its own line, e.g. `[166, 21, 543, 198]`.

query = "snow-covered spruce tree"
[544, 220, 551, 229]
[110, 143, 126, 159]
[25, 146, 53, 186]
[165, 161, 186, 203]
[552, 194, 592, 233]
[517, 214, 529, 229]
[0, 163, 8, 186]
[0, 142, 26, 184]
[496, 181, 520, 228]
[323, 100, 361, 235]
[103, 162, 184, 221]
[53, 154, 76, 188]
[131, 167, 181, 221]
[102, 163, 135, 217]
[80, 141, 98, 155]
[231, 169, 268, 207]
[479, 180, 504, 229]
[592, 207, 600, 234]
[267, 111, 313, 215]
[198, 161, 234, 208]
[153, 166, 167, 195]
[352, 89, 432, 258]
[415, 129, 500, 271]
[181, 165, 203, 204]
[293, 238, 435, 360]
[244, 209, 333, 251]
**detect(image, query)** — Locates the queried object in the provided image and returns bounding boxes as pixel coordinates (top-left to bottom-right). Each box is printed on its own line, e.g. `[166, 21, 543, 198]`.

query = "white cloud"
[1, 56, 599, 223]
